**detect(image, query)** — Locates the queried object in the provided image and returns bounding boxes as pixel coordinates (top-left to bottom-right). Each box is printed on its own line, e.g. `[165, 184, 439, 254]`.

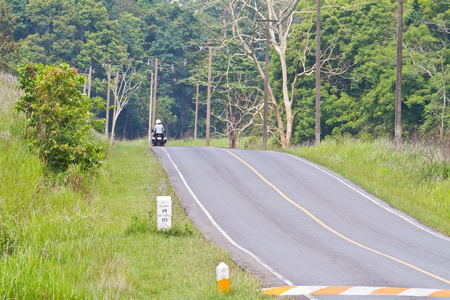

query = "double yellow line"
[222, 149, 450, 285]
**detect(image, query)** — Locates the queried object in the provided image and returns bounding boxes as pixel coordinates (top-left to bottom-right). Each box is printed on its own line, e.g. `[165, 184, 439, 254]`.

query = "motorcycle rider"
[153, 119, 165, 136]
[152, 119, 166, 145]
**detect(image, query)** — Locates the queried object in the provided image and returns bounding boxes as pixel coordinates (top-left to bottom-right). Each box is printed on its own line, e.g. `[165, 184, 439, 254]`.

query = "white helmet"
[156, 119, 161, 124]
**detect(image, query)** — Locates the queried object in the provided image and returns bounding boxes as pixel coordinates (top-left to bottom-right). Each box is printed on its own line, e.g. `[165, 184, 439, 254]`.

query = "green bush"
[15, 63, 105, 171]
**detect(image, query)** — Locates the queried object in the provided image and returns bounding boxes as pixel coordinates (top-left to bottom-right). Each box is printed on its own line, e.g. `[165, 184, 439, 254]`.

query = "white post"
[157, 196, 172, 230]
[216, 262, 230, 293]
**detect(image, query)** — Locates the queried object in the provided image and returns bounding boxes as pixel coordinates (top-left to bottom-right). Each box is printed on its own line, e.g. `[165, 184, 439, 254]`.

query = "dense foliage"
[0, 0, 19, 72]
[16, 63, 105, 171]
[2, 0, 449, 145]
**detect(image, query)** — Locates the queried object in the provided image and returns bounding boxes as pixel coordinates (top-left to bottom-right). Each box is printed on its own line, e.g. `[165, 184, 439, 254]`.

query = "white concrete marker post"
[216, 262, 230, 293]
[157, 196, 172, 230]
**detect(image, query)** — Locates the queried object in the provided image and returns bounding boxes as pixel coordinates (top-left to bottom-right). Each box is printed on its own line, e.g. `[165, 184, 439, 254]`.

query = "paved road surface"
[152, 146, 450, 298]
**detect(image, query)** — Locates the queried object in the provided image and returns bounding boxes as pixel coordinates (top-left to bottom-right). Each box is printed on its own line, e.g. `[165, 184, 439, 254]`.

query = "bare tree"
[110, 63, 143, 144]
[199, 0, 365, 149]
[213, 54, 264, 148]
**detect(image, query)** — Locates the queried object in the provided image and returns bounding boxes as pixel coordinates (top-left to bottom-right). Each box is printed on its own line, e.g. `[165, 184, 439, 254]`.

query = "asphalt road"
[152, 146, 450, 297]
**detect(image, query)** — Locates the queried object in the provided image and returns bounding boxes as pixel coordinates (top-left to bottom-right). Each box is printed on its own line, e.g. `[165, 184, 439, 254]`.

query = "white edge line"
[285, 153, 450, 242]
[161, 148, 294, 286]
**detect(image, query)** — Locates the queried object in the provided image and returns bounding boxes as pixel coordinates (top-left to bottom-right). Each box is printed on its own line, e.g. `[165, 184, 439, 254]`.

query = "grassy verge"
[0, 74, 269, 299]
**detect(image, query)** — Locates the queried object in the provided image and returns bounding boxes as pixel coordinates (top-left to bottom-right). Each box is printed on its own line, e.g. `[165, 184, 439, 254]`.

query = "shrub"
[15, 63, 105, 171]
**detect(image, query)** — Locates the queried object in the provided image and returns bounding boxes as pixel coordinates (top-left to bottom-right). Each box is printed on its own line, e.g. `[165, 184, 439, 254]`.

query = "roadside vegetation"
[0, 74, 267, 299]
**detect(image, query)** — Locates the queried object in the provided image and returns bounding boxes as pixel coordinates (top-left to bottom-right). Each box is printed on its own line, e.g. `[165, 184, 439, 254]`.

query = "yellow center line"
[222, 149, 450, 285]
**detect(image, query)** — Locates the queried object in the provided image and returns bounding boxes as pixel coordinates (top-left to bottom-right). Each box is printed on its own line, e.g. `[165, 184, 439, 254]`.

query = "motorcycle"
[152, 133, 167, 146]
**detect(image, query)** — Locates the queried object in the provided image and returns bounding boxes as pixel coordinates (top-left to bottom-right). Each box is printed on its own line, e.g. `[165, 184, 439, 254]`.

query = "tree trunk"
[246, 50, 286, 148]
[110, 73, 119, 145]
[105, 62, 111, 136]
[123, 107, 129, 139]
[228, 125, 236, 148]
[275, 43, 293, 149]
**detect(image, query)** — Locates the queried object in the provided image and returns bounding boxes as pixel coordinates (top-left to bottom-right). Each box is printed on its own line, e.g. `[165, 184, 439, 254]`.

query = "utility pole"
[195, 84, 199, 140]
[88, 65, 92, 98]
[148, 58, 165, 130]
[257, 19, 277, 150]
[153, 58, 158, 130]
[395, 0, 403, 146]
[203, 43, 219, 147]
[315, 0, 321, 145]
[148, 73, 154, 143]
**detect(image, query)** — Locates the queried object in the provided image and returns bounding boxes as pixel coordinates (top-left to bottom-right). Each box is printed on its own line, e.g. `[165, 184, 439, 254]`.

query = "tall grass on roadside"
[291, 138, 450, 236]
[1, 73, 118, 298]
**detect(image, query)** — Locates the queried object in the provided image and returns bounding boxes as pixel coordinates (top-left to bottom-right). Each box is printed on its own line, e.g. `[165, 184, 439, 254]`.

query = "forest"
[1, 0, 449, 148]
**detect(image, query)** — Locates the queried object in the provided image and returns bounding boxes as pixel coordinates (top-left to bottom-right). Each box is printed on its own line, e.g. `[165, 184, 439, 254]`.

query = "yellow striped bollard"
[216, 262, 230, 293]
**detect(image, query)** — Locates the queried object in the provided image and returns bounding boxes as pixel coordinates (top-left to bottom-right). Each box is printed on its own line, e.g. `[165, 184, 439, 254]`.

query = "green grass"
[0, 74, 269, 299]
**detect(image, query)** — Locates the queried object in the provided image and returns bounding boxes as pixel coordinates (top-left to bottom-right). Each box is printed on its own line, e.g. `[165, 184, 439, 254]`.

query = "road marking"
[222, 149, 450, 285]
[160, 148, 294, 286]
[285, 154, 450, 242]
[262, 286, 450, 297]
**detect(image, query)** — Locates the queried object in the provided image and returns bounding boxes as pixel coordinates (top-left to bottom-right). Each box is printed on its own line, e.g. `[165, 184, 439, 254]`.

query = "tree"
[198, 0, 366, 148]
[119, 13, 145, 60]
[212, 52, 264, 148]
[139, 0, 202, 138]
[327, 0, 398, 138]
[404, 1, 449, 141]
[76, 14, 128, 69]
[110, 61, 144, 144]
[16, 63, 105, 171]
[0, 0, 19, 72]
[21, 0, 78, 65]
